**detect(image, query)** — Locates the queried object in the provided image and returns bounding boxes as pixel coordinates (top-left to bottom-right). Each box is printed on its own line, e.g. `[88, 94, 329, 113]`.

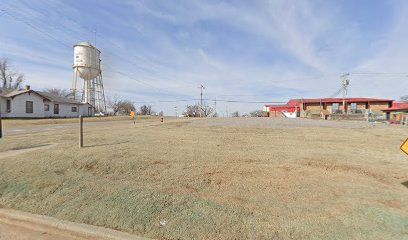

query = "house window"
[332, 103, 339, 110]
[54, 104, 59, 114]
[26, 101, 33, 113]
[44, 104, 50, 111]
[6, 100, 11, 113]
[72, 106, 77, 112]
[350, 103, 357, 110]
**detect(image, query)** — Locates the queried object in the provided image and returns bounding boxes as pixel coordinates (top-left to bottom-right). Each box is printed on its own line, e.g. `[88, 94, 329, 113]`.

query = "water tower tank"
[73, 42, 101, 80]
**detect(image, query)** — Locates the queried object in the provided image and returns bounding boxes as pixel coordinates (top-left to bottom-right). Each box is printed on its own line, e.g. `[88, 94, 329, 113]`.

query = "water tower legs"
[71, 69, 78, 100]
[80, 74, 106, 114]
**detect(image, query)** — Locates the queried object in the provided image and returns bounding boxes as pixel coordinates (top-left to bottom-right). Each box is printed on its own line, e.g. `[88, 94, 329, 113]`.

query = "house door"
[386, 112, 390, 121]
[88, 107, 92, 116]
[54, 104, 59, 114]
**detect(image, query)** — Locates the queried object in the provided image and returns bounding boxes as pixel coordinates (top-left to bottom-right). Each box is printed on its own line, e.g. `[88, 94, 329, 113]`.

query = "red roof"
[382, 102, 408, 112]
[294, 98, 392, 104]
[265, 98, 393, 108]
[264, 99, 301, 108]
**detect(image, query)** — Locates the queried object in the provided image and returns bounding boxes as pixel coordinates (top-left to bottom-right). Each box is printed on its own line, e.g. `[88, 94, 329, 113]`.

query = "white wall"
[42, 102, 92, 118]
[78, 104, 92, 116]
[6, 92, 45, 118]
[0, 97, 7, 117]
[0, 93, 93, 118]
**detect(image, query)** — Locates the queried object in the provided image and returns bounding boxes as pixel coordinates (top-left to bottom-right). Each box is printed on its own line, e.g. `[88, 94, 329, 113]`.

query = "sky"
[1, 0, 408, 116]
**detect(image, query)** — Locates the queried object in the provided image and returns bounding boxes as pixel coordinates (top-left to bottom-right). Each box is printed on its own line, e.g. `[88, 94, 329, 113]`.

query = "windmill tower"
[71, 42, 106, 114]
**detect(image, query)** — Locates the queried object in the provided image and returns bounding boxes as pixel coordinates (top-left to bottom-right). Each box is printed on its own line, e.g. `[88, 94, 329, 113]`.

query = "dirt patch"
[0, 144, 58, 160]
[303, 160, 388, 183]
[0, 208, 149, 240]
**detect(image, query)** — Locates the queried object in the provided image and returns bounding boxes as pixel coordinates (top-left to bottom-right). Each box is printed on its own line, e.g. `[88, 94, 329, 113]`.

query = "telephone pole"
[198, 85, 205, 117]
[341, 73, 350, 114]
[214, 98, 217, 116]
[198, 85, 205, 106]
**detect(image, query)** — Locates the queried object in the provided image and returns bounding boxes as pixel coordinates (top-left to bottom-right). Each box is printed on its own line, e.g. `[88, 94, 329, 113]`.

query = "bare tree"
[139, 105, 153, 115]
[400, 95, 408, 102]
[250, 110, 263, 117]
[183, 103, 214, 117]
[201, 104, 214, 117]
[107, 95, 120, 115]
[43, 88, 69, 97]
[184, 104, 200, 117]
[232, 111, 240, 117]
[117, 100, 135, 115]
[0, 58, 25, 89]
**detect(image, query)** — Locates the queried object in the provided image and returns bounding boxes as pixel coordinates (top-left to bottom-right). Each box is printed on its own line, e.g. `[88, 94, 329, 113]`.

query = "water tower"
[71, 41, 106, 113]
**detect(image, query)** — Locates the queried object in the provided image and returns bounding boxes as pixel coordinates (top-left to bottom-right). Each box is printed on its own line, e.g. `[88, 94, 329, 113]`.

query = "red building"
[264, 98, 393, 118]
[381, 102, 408, 123]
[263, 99, 300, 117]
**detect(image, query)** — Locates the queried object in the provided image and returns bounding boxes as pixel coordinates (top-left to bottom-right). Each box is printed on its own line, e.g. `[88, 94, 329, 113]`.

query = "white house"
[0, 86, 93, 118]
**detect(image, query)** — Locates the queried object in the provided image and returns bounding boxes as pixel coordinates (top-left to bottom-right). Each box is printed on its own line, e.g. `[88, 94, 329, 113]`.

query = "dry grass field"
[0, 117, 408, 239]
[1, 115, 146, 128]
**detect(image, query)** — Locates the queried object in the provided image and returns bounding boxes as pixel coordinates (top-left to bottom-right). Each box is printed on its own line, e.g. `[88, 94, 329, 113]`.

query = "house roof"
[37, 91, 82, 104]
[1, 88, 52, 100]
[0, 87, 88, 105]
[265, 97, 393, 108]
[382, 107, 408, 112]
[382, 102, 408, 112]
[0, 87, 15, 97]
[292, 98, 393, 104]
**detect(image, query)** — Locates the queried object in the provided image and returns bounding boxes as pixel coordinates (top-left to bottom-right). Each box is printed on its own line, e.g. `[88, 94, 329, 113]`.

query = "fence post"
[79, 115, 83, 148]
[0, 113, 2, 139]
[0, 98, 2, 138]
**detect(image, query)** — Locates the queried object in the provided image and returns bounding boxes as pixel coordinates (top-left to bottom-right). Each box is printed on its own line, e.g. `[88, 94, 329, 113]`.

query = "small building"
[381, 102, 408, 124]
[0, 86, 93, 118]
[264, 98, 393, 120]
[263, 99, 300, 118]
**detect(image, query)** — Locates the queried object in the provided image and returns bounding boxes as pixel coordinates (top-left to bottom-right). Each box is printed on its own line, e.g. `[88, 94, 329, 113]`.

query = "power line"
[4, 7, 197, 97]
[350, 72, 408, 75]
[130, 98, 287, 104]
[216, 99, 286, 103]
[3, 10, 71, 49]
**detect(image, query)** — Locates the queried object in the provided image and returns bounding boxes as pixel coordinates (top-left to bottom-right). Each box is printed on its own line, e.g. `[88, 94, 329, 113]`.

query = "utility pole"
[341, 73, 350, 114]
[214, 98, 217, 116]
[198, 84, 205, 117]
[0, 96, 2, 139]
[198, 85, 205, 106]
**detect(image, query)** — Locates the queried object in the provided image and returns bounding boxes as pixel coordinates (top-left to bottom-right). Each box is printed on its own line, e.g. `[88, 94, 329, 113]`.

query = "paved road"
[0, 221, 85, 240]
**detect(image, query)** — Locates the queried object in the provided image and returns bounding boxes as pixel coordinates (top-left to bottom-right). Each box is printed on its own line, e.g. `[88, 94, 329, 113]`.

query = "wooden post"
[0, 100, 2, 139]
[0, 113, 2, 139]
[79, 115, 83, 148]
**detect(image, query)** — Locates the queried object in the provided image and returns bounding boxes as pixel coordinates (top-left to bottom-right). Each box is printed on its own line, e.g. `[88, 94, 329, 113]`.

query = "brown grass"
[0, 118, 407, 239]
[1, 115, 159, 128]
